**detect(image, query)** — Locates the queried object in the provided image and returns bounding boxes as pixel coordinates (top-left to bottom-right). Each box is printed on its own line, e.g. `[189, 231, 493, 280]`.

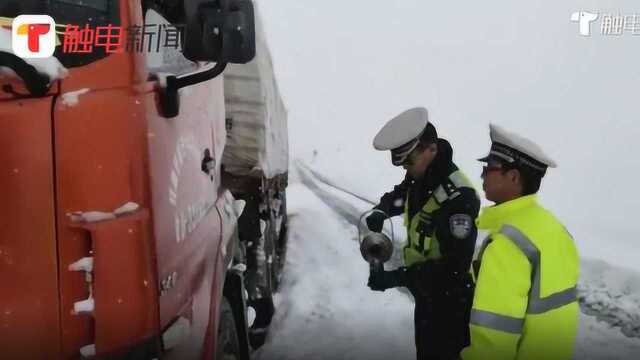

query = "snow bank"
[579, 258, 640, 339]
[576, 313, 640, 360]
[0, 27, 68, 81]
[222, 8, 288, 179]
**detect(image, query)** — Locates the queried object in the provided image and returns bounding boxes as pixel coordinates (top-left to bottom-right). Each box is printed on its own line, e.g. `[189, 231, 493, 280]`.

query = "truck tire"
[266, 221, 280, 293]
[216, 298, 242, 360]
[276, 194, 288, 274]
[269, 193, 287, 292]
[248, 228, 275, 350]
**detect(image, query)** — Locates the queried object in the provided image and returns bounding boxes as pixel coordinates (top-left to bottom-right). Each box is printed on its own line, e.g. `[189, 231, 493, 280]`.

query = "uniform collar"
[477, 194, 538, 231]
[408, 157, 457, 190]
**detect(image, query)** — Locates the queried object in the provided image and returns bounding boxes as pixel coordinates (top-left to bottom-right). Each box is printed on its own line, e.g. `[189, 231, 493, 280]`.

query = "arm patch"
[450, 214, 473, 239]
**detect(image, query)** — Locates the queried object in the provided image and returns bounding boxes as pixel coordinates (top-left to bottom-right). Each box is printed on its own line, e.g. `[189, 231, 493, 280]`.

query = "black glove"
[368, 265, 407, 292]
[365, 210, 386, 232]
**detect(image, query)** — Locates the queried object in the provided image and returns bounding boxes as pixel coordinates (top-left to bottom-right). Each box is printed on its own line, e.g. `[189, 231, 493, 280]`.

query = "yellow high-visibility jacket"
[461, 195, 579, 360]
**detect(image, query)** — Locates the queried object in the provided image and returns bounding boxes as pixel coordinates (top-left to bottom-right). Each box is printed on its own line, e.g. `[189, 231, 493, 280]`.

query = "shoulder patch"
[450, 214, 473, 239]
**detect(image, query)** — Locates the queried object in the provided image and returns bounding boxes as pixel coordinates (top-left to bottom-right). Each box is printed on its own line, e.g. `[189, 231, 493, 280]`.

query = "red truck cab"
[0, 0, 256, 358]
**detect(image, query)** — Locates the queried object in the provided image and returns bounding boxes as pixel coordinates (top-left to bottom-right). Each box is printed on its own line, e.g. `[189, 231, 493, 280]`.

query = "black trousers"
[412, 285, 473, 360]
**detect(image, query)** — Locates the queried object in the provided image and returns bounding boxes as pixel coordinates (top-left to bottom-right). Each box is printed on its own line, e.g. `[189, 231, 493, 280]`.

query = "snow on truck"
[0, 1, 287, 359]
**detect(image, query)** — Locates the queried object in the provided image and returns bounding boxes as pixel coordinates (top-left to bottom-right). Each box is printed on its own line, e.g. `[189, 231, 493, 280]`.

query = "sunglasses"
[481, 164, 504, 176]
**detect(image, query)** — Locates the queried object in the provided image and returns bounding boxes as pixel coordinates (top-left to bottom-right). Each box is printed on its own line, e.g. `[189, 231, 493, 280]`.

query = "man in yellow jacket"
[461, 124, 580, 360]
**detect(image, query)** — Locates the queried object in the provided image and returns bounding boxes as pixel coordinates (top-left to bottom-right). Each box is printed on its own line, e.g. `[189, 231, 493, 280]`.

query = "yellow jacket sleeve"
[461, 233, 532, 360]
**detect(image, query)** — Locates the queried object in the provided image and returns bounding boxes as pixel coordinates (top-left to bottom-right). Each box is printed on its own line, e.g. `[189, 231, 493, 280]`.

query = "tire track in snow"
[295, 160, 407, 271]
[295, 160, 366, 227]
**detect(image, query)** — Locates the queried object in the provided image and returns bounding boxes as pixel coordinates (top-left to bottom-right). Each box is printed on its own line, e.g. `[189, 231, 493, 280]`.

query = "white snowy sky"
[256, 1, 640, 271]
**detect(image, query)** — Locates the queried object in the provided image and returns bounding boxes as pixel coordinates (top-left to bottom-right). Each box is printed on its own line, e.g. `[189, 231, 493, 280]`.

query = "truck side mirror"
[183, 0, 256, 64]
[156, 0, 255, 118]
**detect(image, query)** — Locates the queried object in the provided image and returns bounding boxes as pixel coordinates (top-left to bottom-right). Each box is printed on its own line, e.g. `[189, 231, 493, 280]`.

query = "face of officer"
[481, 159, 524, 204]
[403, 142, 438, 179]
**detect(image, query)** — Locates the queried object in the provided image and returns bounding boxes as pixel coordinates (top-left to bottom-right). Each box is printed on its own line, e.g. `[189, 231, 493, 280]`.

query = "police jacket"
[374, 139, 480, 296]
[461, 195, 579, 360]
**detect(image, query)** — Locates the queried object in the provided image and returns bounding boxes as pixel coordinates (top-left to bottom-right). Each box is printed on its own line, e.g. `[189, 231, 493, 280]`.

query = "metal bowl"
[360, 232, 393, 265]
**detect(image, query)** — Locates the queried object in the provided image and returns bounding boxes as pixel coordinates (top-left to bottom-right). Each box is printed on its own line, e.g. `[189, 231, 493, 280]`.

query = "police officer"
[366, 107, 480, 360]
[461, 124, 579, 360]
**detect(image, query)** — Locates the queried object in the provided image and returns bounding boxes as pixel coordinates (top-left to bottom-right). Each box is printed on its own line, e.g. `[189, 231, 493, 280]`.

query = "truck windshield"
[0, 0, 120, 67]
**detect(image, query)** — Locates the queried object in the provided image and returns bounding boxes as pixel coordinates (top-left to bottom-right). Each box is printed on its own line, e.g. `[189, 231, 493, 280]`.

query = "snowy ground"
[255, 182, 415, 360]
[255, 165, 640, 360]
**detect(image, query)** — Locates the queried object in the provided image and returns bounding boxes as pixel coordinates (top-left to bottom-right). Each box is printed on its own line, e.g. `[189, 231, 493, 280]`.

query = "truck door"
[0, 83, 61, 358]
[143, 7, 226, 358]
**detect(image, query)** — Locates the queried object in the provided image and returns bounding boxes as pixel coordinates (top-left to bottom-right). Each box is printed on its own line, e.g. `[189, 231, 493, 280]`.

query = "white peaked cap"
[373, 107, 429, 151]
[481, 123, 557, 170]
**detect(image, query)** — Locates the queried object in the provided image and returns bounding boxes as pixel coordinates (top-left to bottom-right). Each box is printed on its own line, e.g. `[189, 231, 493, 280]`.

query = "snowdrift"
[579, 258, 640, 339]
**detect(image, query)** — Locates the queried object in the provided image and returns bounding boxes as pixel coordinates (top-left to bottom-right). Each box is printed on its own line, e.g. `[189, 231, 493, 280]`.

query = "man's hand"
[366, 211, 386, 232]
[367, 265, 406, 292]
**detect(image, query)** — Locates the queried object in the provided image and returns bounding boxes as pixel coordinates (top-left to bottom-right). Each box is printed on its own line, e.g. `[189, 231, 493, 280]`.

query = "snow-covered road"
[255, 182, 415, 360]
[255, 166, 640, 360]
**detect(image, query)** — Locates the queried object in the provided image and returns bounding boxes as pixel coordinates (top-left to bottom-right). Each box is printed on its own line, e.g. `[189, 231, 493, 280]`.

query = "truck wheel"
[247, 229, 276, 350]
[270, 194, 288, 292]
[216, 298, 241, 360]
[277, 208, 288, 274]
[266, 222, 281, 293]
